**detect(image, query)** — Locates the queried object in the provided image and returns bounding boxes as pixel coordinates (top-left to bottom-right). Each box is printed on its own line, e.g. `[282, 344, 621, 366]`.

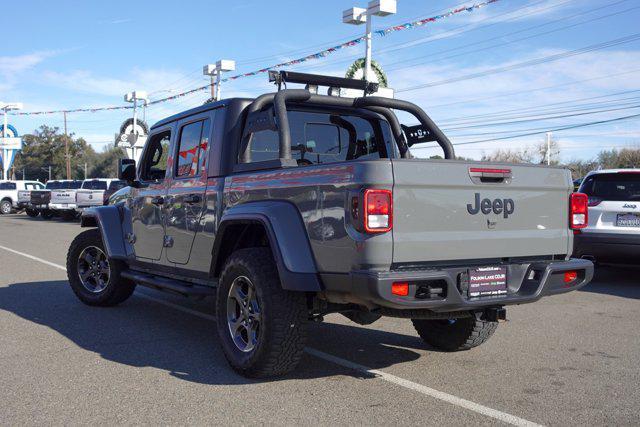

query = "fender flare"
[213, 201, 322, 292]
[80, 206, 132, 260]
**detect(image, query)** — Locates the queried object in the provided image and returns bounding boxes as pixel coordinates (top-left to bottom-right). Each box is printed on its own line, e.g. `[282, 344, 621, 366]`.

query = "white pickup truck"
[49, 180, 83, 220]
[76, 179, 117, 211]
[1, 180, 45, 215]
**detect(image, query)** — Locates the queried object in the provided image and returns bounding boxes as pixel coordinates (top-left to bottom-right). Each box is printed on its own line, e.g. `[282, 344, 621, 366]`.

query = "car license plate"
[468, 266, 507, 297]
[616, 213, 640, 227]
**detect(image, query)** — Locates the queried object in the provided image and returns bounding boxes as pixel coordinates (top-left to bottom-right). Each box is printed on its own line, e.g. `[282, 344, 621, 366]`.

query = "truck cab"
[68, 71, 593, 378]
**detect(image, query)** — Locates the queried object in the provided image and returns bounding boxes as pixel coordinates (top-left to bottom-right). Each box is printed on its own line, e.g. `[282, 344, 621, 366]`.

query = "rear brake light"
[564, 271, 578, 283]
[469, 167, 511, 174]
[391, 282, 409, 296]
[570, 193, 588, 229]
[364, 189, 392, 233]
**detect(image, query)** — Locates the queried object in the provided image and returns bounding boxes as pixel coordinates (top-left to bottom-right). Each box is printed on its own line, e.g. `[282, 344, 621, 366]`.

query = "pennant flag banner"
[14, 0, 500, 116]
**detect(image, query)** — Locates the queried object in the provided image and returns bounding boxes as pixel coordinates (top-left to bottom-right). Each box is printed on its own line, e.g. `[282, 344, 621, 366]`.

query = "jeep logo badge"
[467, 193, 514, 218]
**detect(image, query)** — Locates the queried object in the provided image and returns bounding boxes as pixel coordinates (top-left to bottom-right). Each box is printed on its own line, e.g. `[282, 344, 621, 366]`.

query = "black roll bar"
[240, 90, 455, 163]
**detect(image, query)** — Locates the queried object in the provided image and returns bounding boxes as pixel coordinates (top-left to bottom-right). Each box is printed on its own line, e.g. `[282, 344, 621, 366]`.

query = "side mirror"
[118, 158, 137, 183]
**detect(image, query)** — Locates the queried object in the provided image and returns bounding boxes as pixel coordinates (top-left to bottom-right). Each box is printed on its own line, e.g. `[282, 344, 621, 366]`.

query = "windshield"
[59, 180, 82, 189]
[45, 181, 60, 190]
[82, 180, 108, 190]
[580, 173, 640, 202]
[108, 180, 127, 191]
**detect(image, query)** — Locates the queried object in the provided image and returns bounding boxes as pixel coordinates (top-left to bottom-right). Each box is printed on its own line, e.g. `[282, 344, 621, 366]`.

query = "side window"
[0, 182, 16, 190]
[175, 119, 210, 178]
[140, 131, 171, 181]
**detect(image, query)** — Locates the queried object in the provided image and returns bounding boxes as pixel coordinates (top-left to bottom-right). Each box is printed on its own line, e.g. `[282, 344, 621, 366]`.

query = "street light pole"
[64, 111, 71, 179]
[203, 60, 236, 102]
[343, 0, 396, 82]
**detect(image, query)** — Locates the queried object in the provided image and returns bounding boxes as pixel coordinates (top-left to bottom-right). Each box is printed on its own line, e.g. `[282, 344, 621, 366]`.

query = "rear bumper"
[50, 203, 77, 211]
[574, 231, 640, 262]
[322, 258, 593, 313]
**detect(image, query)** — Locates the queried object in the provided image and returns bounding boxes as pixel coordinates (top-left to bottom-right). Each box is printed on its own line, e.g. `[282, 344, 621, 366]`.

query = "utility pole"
[546, 132, 552, 165]
[64, 111, 71, 179]
[84, 162, 87, 179]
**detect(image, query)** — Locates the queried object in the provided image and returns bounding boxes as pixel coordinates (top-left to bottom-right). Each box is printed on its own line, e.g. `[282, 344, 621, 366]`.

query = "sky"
[2, 0, 639, 162]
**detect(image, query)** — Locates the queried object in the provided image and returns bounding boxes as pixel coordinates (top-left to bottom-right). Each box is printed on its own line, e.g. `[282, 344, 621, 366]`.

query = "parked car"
[49, 180, 83, 221]
[76, 179, 117, 211]
[574, 169, 640, 264]
[0, 180, 45, 215]
[67, 71, 593, 378]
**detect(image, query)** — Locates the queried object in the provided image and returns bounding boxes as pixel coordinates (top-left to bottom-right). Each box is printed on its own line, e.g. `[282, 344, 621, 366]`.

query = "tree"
[13, 125, 95, 181]
[534, 136, 560, 165]
[597, 147, 640, 169]
[481, 147, 534, 163]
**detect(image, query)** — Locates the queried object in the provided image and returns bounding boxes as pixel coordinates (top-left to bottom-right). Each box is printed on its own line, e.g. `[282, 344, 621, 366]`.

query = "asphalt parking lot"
[0, 214, 638, 425]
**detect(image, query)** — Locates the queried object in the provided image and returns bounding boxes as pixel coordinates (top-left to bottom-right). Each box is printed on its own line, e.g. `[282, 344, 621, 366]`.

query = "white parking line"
[0, 243, 542, 427]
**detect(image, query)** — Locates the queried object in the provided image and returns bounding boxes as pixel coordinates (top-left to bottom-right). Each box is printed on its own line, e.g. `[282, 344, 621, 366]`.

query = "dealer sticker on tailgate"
[468, 266, 507, 297]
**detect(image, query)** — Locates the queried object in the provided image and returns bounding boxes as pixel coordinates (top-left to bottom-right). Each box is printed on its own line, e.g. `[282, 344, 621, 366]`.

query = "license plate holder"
[616, 213, 640, 227]
[468, 266, 507, 297]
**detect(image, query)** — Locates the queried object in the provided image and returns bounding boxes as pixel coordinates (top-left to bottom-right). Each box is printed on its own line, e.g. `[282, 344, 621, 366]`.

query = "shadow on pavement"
[579, 266, 640, 299]
[0, 280, 424, 385]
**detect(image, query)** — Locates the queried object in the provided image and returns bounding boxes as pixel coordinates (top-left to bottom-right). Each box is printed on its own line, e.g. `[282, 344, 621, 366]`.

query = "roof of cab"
[151, 97, 254, 129]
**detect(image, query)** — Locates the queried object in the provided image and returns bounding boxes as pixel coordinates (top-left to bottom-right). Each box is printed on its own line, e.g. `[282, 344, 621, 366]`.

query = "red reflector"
[469, 167, 511, 174]
[564, 271, 578, 283]
[570, 193, 588, 229]
[392, 282, 409, 296]
[364, 189, 392, 233]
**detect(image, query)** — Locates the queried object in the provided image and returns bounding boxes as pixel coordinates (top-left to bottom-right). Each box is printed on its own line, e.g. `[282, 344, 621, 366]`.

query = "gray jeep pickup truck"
[67, 71, 593, 378]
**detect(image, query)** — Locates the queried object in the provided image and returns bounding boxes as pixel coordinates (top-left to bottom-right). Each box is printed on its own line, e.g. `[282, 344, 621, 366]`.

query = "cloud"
[0, 51, 59, 91]
[42, 68, 195, 98]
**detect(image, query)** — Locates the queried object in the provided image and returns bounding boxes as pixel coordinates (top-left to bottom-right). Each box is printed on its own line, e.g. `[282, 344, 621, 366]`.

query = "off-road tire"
[25, 208, 39, 217]
[67, 228, 135, 306]
[412, 316, 498, 351]
[40, 209, 54, 219]
[0, 200, 12, 214]
[216, 247, 308, 378]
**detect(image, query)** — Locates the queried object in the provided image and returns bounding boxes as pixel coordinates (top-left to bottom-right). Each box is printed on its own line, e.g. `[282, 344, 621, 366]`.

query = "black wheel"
[412, 315, 498, 351]
[25, 208, 39, 217]
[216, 247, 308, 378]
[0, 200, 12, 214]
[66, 228, 136, 306]
[40, 209, 54, 219]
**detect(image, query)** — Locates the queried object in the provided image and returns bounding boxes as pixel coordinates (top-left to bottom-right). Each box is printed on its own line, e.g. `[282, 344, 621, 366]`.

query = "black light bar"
[268, 70, 379, 94]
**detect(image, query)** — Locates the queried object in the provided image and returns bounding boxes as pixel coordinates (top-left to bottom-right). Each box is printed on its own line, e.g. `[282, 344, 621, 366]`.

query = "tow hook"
[482, 307, 507, 322]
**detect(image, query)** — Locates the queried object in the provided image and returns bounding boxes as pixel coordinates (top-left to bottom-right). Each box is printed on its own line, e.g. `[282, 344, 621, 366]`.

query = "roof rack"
[268, 70, 379, 95]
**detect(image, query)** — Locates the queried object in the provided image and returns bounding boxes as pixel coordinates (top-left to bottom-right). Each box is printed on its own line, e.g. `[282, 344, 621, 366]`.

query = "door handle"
[184, 194, 201, 204]
[150, 196, 164, 205]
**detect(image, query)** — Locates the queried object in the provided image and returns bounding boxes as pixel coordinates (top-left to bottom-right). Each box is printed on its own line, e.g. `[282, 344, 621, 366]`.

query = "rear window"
[45, 181, 60, 190]
[60, 181, 83, 189]
[0, 182, 16, 190]
[25, 183, 44, 190]
[245, 110, 392, 165]
[108, 180, 127, 191]
[580, 173, 640, 202]
[82, 180, 108, 190]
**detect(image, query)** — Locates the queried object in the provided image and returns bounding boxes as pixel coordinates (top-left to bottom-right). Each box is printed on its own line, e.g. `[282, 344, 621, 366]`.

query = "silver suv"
[575, 169, 640, 263]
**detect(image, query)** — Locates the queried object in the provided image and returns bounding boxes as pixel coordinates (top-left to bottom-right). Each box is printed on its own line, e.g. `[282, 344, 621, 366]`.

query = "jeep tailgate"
[391, 160, 572, 264]
[76, 190, 104, 207]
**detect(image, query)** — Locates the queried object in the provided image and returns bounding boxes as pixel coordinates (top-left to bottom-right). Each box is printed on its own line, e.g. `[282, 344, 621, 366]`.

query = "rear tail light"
[364, 189, 392, 233]
[570, 193, 588, 229]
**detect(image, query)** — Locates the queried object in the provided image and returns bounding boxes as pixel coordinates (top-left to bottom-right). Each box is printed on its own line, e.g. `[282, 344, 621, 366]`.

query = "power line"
[397, 33, 640, 92]
[452, 112, 640, 145]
